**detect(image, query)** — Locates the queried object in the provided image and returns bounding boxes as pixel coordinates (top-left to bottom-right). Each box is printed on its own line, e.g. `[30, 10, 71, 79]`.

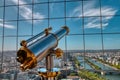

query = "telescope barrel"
[28, 33, 57, 59]
[28, 26, 69, 58]
[26, 31, 44, 43]
[17, 26, 69, 71]
[54, 26, 69, 40]
[21, 27, 52, 46]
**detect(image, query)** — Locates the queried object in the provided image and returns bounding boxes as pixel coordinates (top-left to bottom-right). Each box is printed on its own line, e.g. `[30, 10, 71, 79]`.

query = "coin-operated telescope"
[16, 26, 69, 80]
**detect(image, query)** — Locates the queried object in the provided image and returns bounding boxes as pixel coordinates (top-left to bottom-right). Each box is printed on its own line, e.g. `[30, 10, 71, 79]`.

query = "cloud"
[0, 19, 15, 29]
[50, 3, 54, 12]
[11, 0, 45, 23]
[70, 1, 117, 29]
[49, 0, 58, 12]
[84, 17, 108, 29]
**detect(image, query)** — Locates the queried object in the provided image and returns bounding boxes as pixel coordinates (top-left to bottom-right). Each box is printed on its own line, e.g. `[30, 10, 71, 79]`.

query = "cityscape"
[0, 49, 120, 80]
[0, 0, 120, 80]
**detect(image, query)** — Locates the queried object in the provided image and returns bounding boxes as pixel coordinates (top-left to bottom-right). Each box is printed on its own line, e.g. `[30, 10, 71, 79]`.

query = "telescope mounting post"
[38, 49, 61, 80]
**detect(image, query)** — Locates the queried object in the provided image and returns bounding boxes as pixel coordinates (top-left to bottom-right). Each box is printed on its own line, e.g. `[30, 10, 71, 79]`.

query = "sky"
[0, 0, 120, 51]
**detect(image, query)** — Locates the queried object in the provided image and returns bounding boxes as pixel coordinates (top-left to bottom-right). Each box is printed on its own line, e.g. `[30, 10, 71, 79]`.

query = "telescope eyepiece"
[17, 50, 27, 64]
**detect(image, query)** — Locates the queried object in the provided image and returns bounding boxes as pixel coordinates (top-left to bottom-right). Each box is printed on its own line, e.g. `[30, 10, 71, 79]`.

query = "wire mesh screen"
[0, 0, 120, 80]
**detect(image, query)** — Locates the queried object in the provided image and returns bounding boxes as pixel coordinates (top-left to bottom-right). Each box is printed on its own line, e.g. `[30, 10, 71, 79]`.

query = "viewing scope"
[16, 26, 69, 71]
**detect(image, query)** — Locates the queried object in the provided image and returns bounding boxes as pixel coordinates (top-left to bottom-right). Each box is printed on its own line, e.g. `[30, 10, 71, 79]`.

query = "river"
[77, 56, 120, 80]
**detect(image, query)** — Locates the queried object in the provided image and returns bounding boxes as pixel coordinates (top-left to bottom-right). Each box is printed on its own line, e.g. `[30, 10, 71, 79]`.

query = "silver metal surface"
[26, 27, 52, 46]
[27, 26, 69, 62]
[26, 31, 45, 44]
[28, 33, 58, 61]
[54, 28, 67, 40]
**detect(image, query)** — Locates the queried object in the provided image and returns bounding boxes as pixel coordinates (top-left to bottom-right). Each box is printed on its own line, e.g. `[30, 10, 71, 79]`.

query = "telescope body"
[17, 26, 69, 71]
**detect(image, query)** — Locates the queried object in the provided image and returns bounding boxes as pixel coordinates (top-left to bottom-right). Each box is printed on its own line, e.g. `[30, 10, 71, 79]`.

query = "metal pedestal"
[38, 54, 60, 80]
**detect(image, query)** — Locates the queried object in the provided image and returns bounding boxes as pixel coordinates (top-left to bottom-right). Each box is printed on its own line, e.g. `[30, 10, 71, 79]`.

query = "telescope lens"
[17, 50, 27, 64]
